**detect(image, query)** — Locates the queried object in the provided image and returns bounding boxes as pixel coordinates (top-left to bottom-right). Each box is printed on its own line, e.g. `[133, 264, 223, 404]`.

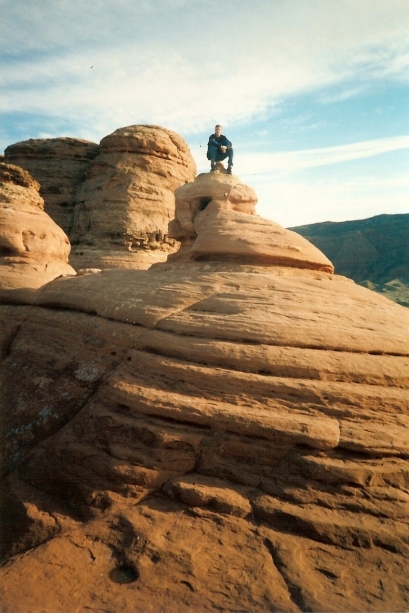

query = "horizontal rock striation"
[4, 138, 100, 235]
[1, 167, 408, 612]
[171, 173, 334, 271]
[69, 125, 197, 270]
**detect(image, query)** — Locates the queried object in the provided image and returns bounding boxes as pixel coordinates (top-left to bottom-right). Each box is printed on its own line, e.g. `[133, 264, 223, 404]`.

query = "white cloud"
[240, 135, 409, 174]
[1, 0, 409, 144]
[252, 174, 409, 228]
[190, 135, 409, 227]
[192, 136, 409, 177]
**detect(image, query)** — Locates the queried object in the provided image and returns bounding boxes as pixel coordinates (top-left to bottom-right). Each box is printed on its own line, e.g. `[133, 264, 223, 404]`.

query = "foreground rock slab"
[1, 169, 408, 612]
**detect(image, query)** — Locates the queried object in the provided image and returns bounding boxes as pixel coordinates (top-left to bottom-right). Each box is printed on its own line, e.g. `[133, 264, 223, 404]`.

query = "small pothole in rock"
[109, 564, 139, 584]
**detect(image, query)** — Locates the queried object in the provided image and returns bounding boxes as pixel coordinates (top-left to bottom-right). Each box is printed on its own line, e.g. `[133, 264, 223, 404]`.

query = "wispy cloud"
[1, 0, 408, 146]
[1, 0, 408, 229]
[193, 136, 409, 177]
[191, 135, 409, 227]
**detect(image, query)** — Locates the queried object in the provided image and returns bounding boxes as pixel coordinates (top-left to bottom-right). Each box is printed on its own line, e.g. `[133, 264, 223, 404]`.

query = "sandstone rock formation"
[69, 125, 197, 270]
[171, 171, 334, 271]
[4, 137, 100, 235]
[3, 127, 197, 272]
[1, 170, 409, 612]
[0, 162, 75, 289]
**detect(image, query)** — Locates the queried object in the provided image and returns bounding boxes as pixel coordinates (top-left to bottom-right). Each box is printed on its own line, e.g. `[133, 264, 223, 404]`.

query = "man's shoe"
[210, 165, 216, 171]
[227, 166, 232, 174]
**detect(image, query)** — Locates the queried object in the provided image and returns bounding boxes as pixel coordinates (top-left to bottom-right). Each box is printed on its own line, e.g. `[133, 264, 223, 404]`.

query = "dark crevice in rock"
[192, 252, 334, 273]
[112, 408, 213, 432]
[142, 331, 409, 358]
[30, 301, 99, 317]
[335, 444, 409, 460]
[263, 537, 305, 611]
[255, 503, 407, 557]
[0, 323, 22, 361]
[0, 479, 63, 562]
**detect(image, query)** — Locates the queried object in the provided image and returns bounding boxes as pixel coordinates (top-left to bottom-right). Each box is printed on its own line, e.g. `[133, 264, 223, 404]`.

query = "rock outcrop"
[0, 162, 75, 289]
[1, 168, 409, 612]
[171, 171, 334, 271]
[4, 138, 100, 235]
[4, 127, 197, 272]
[69, 125, 197, 270]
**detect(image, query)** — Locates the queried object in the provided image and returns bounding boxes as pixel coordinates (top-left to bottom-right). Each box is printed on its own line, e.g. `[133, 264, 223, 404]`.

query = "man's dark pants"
[209, 147, 234, 168]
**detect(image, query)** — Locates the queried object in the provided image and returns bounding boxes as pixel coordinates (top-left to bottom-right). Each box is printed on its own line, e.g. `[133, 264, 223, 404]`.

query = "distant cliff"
[290, 213, 409, 307]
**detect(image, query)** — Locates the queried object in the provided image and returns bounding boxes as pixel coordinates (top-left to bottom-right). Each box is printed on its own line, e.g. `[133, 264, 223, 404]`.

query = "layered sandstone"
[1, 170, 409, 612]
[4, 137, 99, 235]
[172, 171, 334, 271]
[69, 125, 196, 270]
[0, 162, 75, 289]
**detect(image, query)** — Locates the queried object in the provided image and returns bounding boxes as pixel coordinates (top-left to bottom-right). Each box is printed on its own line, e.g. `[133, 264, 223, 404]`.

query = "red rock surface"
[172, 172, 333, 271]
[0, 169, 408, 612]
[69, 125, 197, 270]
[0, 162, 75, 289]
[4, 138, 99, 235]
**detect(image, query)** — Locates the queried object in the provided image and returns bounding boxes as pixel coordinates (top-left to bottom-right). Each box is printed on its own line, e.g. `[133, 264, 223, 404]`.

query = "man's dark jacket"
[207, 133, 232, 159]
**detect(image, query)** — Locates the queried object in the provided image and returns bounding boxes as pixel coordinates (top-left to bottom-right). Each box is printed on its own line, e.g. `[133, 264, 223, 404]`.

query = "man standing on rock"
[207, 125, 233, 174]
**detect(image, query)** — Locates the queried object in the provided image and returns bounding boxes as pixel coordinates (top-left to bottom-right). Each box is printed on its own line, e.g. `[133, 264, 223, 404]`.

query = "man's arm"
[208, 135, 232, 149]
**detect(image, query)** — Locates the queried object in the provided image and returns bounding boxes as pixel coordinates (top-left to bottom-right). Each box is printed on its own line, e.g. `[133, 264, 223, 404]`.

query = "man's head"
[215, 125, 222, 137]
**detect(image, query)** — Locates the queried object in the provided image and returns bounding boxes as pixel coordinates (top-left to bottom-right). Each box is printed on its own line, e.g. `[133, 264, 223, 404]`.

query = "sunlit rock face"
[171, 171, 334, 271]
[1, 164, 409, 612]
[4, 137, 99, 235]
[69, 125, 197, 270]
[0, 162, 75, 289]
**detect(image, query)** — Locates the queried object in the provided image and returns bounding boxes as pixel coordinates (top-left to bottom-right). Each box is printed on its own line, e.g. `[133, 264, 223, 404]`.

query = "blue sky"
[1, 0, 408, 227]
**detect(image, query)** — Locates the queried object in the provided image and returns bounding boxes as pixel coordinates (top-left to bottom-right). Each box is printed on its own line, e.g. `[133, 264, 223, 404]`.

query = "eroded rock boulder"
[4, 137, 99, 235]
[69, 125, 197, 270]
[171, 172, 334, 271]
[1, 169, 408, 612]
[0, 162, 75, 289]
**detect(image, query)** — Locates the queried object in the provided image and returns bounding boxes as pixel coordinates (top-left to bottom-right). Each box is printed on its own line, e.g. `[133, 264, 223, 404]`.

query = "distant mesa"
[291, 214, 409, 307]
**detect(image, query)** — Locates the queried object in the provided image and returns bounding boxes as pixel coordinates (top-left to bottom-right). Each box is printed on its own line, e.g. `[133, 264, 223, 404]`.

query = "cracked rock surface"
[1, 169, 409, 612]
